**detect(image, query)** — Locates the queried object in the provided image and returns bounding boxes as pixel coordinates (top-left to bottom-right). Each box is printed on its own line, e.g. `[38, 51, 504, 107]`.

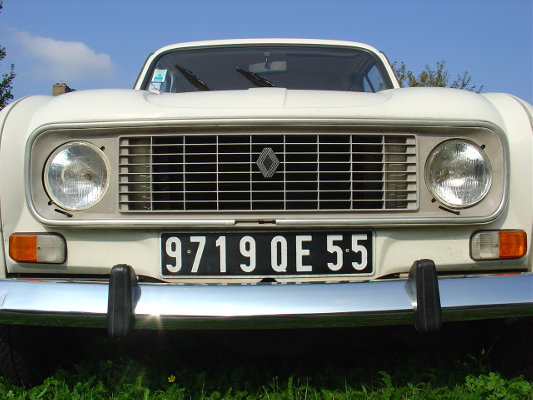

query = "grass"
[0, 321, 532, 399]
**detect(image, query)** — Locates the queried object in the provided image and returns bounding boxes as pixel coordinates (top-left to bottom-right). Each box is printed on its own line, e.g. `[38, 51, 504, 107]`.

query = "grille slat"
[119, 133, 417, 212]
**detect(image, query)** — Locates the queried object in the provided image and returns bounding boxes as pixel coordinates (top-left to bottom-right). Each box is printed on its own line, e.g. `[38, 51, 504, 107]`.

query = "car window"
[144, 45, 393, 93]
[363, 65, 388, 93]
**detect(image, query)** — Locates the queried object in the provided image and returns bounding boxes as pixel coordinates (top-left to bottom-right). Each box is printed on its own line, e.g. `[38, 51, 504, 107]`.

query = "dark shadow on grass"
[43, 318, 531, 393]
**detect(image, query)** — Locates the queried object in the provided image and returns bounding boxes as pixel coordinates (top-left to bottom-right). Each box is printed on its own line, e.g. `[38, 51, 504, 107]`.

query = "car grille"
[119, 133, 417, 212]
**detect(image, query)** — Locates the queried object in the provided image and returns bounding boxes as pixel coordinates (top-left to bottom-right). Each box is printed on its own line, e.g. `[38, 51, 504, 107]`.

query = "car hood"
[25, 86, 507, 130]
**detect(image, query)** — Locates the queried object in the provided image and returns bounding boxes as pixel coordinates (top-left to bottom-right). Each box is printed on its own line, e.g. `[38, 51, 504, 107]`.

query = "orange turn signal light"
[9, 235, 38, 263]
[9, 234, 66, 264]
[499, 231, 527, 259]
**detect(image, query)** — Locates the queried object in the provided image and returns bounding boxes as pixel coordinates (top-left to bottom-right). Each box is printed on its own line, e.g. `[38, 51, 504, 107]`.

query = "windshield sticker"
[148, 82, 162, 93]
[152, 69, 167, 83]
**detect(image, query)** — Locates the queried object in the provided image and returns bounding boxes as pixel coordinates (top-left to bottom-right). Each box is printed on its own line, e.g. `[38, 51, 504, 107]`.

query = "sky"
[1, 0, 532, 103]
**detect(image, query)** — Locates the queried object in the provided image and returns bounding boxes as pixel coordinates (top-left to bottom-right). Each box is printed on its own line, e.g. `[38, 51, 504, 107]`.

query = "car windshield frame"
[141, 44, 394, 94]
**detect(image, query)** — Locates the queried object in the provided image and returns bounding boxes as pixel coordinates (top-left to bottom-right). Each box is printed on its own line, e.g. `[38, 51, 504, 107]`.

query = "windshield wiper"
[236, 67, 276, 87]
[176, 64, 210, 91]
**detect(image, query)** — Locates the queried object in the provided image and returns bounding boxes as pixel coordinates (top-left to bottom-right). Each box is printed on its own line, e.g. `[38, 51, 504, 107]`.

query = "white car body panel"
[0, 39, 532, 335]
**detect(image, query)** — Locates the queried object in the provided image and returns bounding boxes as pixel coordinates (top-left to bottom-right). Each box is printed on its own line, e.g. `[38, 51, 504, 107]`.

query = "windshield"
[143, 45, 393, 94]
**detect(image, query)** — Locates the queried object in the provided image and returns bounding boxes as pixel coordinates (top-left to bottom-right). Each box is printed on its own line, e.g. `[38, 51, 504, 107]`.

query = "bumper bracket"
[107, 264, 138, 337]
[407, 259, 442, 333]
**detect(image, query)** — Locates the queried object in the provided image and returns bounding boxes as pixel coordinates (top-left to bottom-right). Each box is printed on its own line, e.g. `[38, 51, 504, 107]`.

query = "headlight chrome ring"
[44, 141, 110, 211]
[425, 139, 492, 209]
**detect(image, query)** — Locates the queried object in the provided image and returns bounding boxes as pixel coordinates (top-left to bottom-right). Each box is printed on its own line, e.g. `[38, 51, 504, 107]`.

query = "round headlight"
[425, 139, 492, 209]
[44, 142, 110, 211]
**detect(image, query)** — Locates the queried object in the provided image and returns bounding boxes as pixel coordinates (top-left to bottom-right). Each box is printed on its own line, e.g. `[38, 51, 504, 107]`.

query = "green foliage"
[0, 369, 532, 400]
[0, 0, 16, 109]
[392, 60, 483, 93]
[464, 372, 533, 399]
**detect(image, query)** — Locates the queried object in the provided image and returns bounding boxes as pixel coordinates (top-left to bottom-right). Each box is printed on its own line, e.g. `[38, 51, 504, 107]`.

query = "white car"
[1, 39, 532, 384]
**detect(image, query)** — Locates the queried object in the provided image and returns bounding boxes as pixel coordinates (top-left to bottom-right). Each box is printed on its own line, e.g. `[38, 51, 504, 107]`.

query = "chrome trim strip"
[0, 274, 531, 329]
[275, 216, 502, 226]
[21, 216, 510, 229]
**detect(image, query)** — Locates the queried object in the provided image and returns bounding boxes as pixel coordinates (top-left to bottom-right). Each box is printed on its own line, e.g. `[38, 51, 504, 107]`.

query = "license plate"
[161, 232, 373, 277]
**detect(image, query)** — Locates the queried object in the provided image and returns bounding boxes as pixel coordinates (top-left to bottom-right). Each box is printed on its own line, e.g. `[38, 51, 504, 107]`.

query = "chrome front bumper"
[0, 270, 532, 332]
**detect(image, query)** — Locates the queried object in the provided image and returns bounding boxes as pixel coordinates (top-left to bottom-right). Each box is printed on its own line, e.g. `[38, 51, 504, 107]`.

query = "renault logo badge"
[256, 147, 280, 178]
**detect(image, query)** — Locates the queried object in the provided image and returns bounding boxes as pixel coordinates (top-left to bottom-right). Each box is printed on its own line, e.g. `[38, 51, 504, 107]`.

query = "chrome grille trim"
[119, 133, 417, 212]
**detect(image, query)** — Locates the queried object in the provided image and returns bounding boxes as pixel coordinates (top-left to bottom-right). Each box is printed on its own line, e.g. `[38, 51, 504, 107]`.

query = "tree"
[0, 0, 16, 109]
[392, 60, 483, 93]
